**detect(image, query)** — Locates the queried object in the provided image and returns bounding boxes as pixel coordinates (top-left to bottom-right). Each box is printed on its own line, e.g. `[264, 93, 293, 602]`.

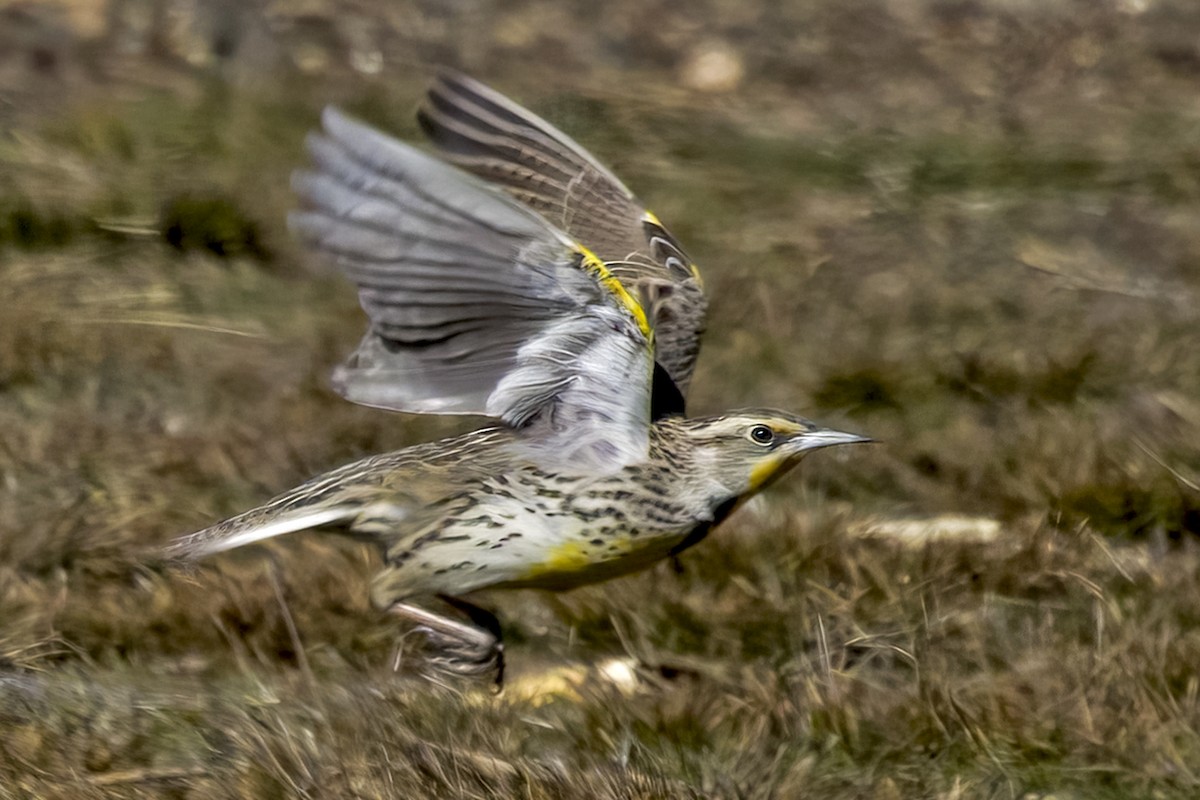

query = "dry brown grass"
[1, 0, 1199, 796]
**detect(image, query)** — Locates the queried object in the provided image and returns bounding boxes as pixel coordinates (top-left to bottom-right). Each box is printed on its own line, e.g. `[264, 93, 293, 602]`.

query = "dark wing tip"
[650, 361, 686, 421]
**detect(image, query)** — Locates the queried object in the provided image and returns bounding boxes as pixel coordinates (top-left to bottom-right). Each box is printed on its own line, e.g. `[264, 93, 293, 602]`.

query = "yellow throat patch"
[748, 453, 789, 493]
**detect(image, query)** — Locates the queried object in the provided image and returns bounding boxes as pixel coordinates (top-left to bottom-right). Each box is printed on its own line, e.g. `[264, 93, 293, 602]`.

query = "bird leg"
[388, 597, 505, 688]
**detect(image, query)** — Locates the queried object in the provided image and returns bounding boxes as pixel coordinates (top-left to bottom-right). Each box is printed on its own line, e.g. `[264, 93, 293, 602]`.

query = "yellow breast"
[516, 535, 667, 590]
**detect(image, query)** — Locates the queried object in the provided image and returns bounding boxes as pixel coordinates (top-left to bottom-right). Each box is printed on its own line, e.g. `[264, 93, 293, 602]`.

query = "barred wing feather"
[417, 71, 707, 398]
[289, 107, 653, 473]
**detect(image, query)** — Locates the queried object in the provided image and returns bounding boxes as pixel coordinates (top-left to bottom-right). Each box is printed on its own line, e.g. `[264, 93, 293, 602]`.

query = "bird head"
[678, 409, 871, 498]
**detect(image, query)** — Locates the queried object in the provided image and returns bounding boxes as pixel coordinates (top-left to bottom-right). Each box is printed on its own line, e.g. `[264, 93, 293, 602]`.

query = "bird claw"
[389, 602, 506, 689]
[425, 640, 505, 690]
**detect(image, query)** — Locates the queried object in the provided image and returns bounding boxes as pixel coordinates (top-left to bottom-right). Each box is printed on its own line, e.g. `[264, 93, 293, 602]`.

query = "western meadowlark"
[166, 72, 868, 683]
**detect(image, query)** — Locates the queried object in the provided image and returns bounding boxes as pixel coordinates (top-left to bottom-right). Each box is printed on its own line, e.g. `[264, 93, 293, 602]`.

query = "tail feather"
[164, 506, 358, 563]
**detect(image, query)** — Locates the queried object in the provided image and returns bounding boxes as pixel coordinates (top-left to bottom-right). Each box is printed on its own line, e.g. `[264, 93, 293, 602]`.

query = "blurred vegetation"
[160, 192, 270, 261]
[1, 0, 1199, 797]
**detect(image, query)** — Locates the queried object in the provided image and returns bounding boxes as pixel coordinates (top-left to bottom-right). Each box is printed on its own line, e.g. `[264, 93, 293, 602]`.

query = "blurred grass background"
[2, 0, 1199, 796]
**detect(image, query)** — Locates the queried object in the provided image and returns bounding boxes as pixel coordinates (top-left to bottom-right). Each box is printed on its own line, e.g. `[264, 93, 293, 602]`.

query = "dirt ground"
[1, 0, 1199, 797]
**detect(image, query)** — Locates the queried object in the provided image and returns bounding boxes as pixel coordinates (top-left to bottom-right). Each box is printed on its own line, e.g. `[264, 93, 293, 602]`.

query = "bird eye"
[749, 424, 774, 445]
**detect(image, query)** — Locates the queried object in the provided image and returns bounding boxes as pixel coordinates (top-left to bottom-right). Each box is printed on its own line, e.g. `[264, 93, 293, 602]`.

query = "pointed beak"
[788, 427, 873, 454]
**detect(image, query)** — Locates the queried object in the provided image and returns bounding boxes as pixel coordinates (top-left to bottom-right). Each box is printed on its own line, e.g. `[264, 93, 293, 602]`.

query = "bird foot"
[388, 601, 505, 690]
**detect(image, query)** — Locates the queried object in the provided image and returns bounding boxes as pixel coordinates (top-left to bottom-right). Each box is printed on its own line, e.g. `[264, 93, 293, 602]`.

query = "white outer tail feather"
[167, 507, 357, 561]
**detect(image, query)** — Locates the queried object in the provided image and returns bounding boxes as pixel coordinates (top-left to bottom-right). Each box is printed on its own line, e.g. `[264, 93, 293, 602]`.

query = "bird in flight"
[166, 72, 868, 685]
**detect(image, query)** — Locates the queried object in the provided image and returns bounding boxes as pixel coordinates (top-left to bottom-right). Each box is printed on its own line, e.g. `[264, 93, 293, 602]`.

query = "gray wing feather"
[290, 107, 653, 472]
[417, 71, 708, 396]
[497, 312, 652, 468]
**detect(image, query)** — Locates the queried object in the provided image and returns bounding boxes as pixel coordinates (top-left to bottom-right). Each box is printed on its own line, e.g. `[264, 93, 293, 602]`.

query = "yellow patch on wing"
[574, 244, 653, 339]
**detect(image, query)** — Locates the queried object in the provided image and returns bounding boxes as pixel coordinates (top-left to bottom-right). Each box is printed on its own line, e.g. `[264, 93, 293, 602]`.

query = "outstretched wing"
[417, 71, 707, 400]
[290, 107, 654, 473]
